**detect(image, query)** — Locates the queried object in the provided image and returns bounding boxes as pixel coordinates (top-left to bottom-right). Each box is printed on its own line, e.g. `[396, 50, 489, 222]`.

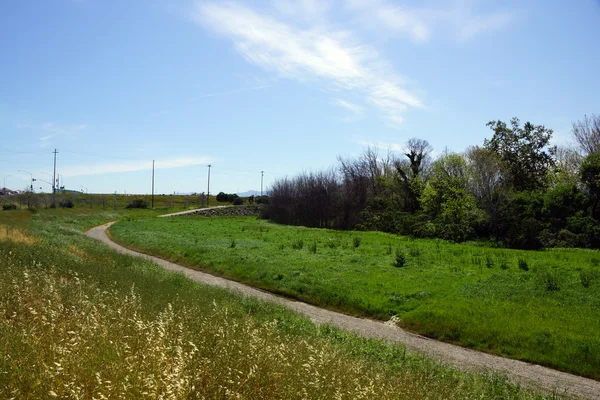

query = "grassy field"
[109, 216, 600, 380]
[0, 209, 561, 398]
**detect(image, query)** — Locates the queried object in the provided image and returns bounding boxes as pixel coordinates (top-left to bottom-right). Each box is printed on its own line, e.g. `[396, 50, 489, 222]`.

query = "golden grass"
[0, 224, 35, 245]
[0, 257, 542, 399]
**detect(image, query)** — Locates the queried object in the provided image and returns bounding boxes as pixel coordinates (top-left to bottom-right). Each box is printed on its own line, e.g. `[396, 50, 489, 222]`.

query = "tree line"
[265, 115, 600, 249]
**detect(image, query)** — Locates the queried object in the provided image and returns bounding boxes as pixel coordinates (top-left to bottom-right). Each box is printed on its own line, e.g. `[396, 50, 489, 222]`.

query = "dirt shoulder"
[87, 222, 600, 399]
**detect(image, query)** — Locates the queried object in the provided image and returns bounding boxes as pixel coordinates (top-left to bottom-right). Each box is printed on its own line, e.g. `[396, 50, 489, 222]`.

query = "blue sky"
[1, 0, 599, 195]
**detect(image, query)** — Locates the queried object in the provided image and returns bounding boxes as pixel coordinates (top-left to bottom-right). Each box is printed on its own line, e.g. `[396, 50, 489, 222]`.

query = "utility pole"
[261, 171, 264, 197]
[207, 164, 211, 206]
[152, 160, 155, 209]
[52, 148, 58, 206]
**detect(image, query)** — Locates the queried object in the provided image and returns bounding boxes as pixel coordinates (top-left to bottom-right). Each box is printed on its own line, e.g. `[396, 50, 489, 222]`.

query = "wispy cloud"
[346, 0, 516, 42]
[17, 121, 88, 145]
[61, 156, 213, 177]
[194, 1, 422, 124]
[333, 98, 363, 119]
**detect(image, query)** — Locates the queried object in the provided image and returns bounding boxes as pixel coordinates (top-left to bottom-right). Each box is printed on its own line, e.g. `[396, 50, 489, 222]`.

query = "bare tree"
[572, 114, 600, 156]
[554, 145, 582, 184]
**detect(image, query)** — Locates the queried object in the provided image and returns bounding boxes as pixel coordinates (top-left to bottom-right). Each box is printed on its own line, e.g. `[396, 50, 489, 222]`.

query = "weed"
[500, 262, 509, 270]
[292, 239, 304, 250]
[539, 268, 561, 292]
[309, 241, 317, 254]
[229, 238, 236, 248]
[385, 242, 393, 255]
[394, 249, 406, 268]
[352, 236, 361, 248]
[517, 258, 529, 271]
[580, 269, 598, 288]
[485, 254, 494, 268]
[409, 247, 421, 257]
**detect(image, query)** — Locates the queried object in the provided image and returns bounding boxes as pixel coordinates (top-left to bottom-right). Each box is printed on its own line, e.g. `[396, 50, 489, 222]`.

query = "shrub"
[216, 192, 239, 203]
[125, 199, 148, 209]
[394, 249, 406, 268]
[59, 198, 74, 208]
[233, 197, 244, 206]
[352, 236, 361, 248]
[517, 258, 529, 271]
[539, 268, 561, 292]
[2, 203, 16, 210]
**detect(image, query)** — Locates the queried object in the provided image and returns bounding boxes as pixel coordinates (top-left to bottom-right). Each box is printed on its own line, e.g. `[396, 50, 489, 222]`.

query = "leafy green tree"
[484, 117, 556, 191]
[580, 152, 600, 218]
[421, 153, 479, 242]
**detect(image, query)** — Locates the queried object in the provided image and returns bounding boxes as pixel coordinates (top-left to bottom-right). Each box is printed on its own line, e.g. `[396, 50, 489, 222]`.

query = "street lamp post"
[18, 170, 35, 192]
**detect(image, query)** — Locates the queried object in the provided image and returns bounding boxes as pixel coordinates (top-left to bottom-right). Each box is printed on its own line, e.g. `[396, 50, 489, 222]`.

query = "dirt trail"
[87, 222, 600, 399]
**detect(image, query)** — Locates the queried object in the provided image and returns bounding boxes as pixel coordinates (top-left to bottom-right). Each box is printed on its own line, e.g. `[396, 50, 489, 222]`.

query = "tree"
[421, 152, 479, 241]
[580, 152, 600, 219]
[572, 114, 600, 156]
[394, 138, 432, 212]
[484, 117, 556, 191]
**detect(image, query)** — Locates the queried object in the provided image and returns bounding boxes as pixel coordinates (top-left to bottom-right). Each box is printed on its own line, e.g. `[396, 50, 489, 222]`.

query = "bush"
[233, 197, 244, 206]
[125, 199, 148, 209]
[394, 249, 406, 268]
[2, 203, 16, 210]
[538, 267, 561, 292]
[216, 192, 239, 203]
[517, 258, 529, 271]
[59, 198, 74, 208]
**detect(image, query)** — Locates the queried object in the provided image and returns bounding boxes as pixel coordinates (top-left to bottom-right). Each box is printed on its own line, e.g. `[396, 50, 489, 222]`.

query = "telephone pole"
[207, 164, 211, 205]
[52, 149, 58, 206]
[151, 160, 155, 209]
[261, 171, 264, 197]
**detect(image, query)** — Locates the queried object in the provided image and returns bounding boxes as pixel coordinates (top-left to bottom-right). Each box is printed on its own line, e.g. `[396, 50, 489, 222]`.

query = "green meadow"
[0, 208, 561, 398]
[109, 215, 600, 379]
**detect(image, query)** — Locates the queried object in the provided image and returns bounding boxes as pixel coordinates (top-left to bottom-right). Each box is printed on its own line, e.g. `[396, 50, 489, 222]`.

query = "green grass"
[109, 216, 600, 379]
[0, 207, 558, 398]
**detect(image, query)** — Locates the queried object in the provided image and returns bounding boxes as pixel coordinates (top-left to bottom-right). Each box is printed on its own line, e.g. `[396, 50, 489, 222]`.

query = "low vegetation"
[110, 216, 600, 379]
[0, 210, 556, 399]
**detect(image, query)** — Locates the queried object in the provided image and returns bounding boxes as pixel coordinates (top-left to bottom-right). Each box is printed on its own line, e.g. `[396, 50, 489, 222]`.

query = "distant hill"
[237, 190, 267, 197]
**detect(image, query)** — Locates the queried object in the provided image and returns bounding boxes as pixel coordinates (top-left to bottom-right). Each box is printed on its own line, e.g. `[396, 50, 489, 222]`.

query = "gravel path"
[87, 222, 600, 399]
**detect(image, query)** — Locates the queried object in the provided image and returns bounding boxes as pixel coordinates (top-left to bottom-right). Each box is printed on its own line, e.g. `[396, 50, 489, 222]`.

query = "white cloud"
[334, 98, 363, 114]
[61, 156, 213, 177]
[194, 1, 422, 124]
[16, 121, 88, 144]
[346, 0, 515, 43]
